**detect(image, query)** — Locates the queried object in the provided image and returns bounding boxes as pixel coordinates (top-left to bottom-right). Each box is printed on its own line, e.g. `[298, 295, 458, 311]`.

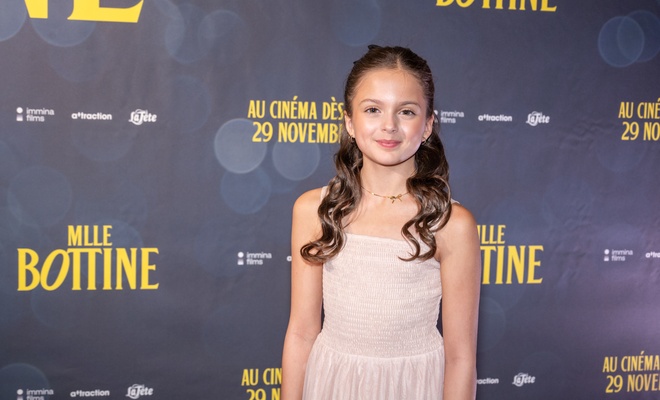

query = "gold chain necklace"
[361, 186, 408, 203]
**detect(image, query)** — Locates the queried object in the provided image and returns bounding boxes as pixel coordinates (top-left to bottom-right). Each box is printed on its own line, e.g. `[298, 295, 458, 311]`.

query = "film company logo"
[477, 377, 500, 385]
[16, 388, 54, 400]
[129, 109, 157, 125]
[604, 249, 633, 262]
[70, 389, 111, 398]
[237, 251, 273, 266]
[478, 113, 513, 122]
[512, 372, 536, 387]
[526, 111, 550, 126]
[125, 384, 153, 399]
[16, 107, 54, 123]
[438, 109, 465, 124]
[71, 111, 113, 121]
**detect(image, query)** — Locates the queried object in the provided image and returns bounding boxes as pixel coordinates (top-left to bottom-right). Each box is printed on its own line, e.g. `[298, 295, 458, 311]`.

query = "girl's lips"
[376, 139, 401, 148]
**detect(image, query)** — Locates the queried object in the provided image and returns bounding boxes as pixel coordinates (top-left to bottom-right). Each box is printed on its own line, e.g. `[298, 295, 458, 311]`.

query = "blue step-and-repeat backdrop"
[1, 1, 659, 399]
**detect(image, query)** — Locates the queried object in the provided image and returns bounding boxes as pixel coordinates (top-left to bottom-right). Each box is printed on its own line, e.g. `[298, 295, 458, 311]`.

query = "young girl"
[281, 45, 481, 400]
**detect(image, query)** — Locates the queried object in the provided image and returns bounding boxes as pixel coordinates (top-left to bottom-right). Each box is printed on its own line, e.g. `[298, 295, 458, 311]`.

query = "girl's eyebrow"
[358, 98, 422, 108]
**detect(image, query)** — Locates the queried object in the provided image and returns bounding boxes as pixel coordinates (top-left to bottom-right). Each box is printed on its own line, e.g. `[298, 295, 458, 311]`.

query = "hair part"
[301, 45, 452, 263]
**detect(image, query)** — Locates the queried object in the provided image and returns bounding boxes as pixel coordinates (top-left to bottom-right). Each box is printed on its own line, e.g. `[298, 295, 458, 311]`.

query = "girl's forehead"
[357, 67, 418, 84]
[352, 68, 425, 99]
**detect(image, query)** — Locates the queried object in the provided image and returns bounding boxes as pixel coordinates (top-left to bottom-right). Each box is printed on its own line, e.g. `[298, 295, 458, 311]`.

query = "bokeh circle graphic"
[628, 10, 660, 62]
[164, 2, 211, 64]
[331, 0, 382, 46]
[31, 285, 92, 331]
[48, 35, 111, 83]
[169, 75, 212, 134]
[199, 10, 250, 66]
[272, 142, 321, 181]
[214, 119, 268, 174]
[7, 166, 73, 228]
[220, 168, 272, 215]
[0, 364, 50, 399]
[30, 4, 96, 47]
[598, 16, 644, 67]
[93, 219, 144, 249]
[594, 134, 647, 173]
[0, 1, 27, 42]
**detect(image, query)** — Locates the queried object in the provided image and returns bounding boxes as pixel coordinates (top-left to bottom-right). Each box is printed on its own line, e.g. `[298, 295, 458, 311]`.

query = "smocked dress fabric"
[302, 232, 444, 400]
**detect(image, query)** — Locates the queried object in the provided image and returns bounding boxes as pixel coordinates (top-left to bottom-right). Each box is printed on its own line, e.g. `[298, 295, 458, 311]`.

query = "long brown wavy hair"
[301, 45, 452, 262]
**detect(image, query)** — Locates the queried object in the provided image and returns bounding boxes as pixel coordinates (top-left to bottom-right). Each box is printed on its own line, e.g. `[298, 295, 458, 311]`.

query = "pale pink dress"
[302, 231, 444, 399]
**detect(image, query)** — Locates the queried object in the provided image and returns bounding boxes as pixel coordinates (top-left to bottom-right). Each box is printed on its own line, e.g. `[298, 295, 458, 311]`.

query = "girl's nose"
[381, 113, 398, 133]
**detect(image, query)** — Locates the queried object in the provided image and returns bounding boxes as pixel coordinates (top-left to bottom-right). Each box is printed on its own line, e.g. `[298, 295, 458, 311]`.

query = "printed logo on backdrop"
[618, 99, 660, 142]
[512, 372, 536, 387]
[247, 96, 344, 144]
[125, 384, 153, 399]
[16, 107, 54, 123]
[438, 110, 465, 125]
[17, 225, 159, 291]
[435, 0, 557, 12]
[237, 251, 273, 266]
[70, 389, 111, 398]
[71, 111, 113, 121]
[23, 0, 144, 23]
[526, 111, 550, 126]
[479, 224, 543, 284]
[129, 109, 158, 126]
[15, 388, 53, 400]
[602, 248, 660, 262]
[602, 351, 660, 395]
[478, 113, 513, 123]
[603, 248, 634, 263]
[241, 368, 281, 400]
[477, 377, 500, 385]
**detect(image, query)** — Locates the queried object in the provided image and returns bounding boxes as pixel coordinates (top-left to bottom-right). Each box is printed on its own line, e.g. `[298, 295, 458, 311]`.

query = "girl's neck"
[359, 163, 413, 195]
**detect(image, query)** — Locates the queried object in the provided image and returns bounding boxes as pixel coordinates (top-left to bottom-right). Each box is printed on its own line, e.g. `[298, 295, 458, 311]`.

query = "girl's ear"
[423, 114, 434, 141]
[345, 112, 354, 138]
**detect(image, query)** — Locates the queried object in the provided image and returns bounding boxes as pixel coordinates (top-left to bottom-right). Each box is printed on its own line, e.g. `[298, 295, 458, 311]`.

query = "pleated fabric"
[302, 233, 444, 400]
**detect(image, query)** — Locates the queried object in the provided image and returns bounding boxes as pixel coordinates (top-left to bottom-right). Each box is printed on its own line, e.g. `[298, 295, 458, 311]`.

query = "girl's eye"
[365, 107, 379, 113]
[401, 109, 416, 116]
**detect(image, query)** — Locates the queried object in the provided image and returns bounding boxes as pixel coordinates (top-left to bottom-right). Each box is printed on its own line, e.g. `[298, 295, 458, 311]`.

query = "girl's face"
[345, 68, 433, 173]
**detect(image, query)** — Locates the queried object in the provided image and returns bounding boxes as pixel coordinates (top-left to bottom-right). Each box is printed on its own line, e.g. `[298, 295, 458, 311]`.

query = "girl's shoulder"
[292, 188, 325, 238]
[293, 187, 324, 217]
[434, 202, 478, 256]
[443, 203, 477, 235]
